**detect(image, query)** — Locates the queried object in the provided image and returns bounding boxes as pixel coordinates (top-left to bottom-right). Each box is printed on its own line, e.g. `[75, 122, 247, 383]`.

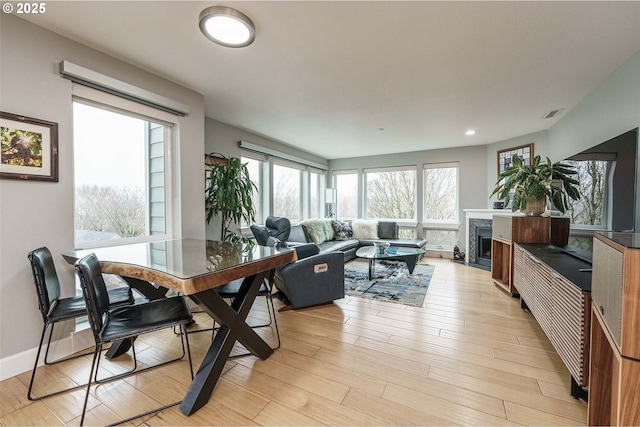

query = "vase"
[524, 196, 546, 216]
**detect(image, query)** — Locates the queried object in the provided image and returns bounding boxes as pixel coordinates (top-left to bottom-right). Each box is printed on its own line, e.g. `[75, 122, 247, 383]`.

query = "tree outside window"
[73, 101, 171, 247]
[309, 171, 320, 218]
[564, 160, 608, 227]
[273, 163, 302, 221]
[365, 168, 416, 220]
[423, 164, 458, 221]
[242, 156, 263, 224]
[564, 159, 609, 250]
[335, 172, 358, 219]
[423, 163, 459, 249]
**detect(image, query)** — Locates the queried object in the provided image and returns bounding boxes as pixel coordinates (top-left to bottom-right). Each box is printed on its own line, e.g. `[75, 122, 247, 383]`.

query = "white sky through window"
[73, 102, 145, 190]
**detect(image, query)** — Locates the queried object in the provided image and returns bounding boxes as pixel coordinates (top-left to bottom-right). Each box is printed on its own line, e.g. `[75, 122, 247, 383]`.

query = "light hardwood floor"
[1, 258, 587, 426]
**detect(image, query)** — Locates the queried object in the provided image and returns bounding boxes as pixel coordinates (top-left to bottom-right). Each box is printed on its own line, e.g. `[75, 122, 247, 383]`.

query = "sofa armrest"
[288, 242, 320, 260]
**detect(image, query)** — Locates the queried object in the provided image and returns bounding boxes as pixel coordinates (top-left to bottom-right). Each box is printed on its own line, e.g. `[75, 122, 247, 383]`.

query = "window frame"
[271, 159, 304, 222]
[72, 85, 177, 249]
[333, 169, 359, 220]
[422, 162, 460, 250]
[563, 155, 614, 230]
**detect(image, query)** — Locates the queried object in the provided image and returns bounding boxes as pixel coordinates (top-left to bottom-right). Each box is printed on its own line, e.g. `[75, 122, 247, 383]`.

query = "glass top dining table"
[62, 238, 297, 295]
[62, 238, 297, 416]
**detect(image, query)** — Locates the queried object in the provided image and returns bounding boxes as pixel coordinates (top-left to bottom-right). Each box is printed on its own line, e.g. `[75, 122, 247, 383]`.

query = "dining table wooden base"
[180, 270, 273, 415]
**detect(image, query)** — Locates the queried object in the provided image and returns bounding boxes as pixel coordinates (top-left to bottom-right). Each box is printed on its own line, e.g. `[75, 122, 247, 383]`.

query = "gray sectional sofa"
[288, 218, 427, 262]
[250, 216, 427, 310]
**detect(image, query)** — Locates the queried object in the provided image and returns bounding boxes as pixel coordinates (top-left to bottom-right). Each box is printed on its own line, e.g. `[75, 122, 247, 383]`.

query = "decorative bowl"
[373, 241, 390, 254]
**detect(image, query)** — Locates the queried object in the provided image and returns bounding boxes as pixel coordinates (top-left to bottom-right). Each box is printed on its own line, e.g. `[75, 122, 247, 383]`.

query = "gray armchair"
[251, 217, 345, 309]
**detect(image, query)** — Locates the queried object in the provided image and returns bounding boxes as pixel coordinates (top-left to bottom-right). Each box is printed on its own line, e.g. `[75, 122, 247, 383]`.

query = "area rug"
[344, 259, 434, 307]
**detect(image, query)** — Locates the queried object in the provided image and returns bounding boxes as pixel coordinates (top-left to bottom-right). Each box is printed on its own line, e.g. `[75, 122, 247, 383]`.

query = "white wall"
[0, 15, 204, 378]
[548, 51, 640, 161]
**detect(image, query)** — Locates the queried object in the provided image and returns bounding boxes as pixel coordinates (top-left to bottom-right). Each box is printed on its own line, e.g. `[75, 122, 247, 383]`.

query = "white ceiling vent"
[542, 109, 564, 119]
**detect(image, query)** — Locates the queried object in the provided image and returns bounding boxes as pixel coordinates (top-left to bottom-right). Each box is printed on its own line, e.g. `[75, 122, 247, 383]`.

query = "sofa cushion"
[299, 218, 334, 244]
[352, 219, 379, 239]
[378, 221, 398, 239]
[317, 239, 359, 254]
[288, 224, 310, 244]
[332, 219, 353, 241]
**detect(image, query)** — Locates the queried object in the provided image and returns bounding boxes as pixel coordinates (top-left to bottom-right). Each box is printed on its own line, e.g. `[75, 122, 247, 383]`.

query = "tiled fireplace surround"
[464, 209, 519, 268]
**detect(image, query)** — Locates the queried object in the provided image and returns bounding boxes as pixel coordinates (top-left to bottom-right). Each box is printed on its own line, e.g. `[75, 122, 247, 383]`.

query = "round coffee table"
[355, 246, 425, 280]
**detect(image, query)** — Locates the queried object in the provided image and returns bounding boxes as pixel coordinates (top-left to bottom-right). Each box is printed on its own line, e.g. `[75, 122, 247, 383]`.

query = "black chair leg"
[94, 333, 188, 384]
[81, 327, 194, 426]
[80, 345, 102, 426]
[42, 323, 95, 366]
[266, 294, 281, 350]
[28, 324, 88, 401]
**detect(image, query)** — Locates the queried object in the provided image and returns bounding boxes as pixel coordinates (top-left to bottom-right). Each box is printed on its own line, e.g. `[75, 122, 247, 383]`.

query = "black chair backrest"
[75, 253, 110, 341]
[266, 216, 291, 242]
[251, 216, 291, 247]
[28, 247, 61, 320]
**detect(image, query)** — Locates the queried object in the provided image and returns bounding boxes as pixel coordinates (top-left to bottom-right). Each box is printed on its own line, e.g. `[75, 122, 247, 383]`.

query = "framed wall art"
[497, 143, 533, 176]
[0, 112, 59, 182]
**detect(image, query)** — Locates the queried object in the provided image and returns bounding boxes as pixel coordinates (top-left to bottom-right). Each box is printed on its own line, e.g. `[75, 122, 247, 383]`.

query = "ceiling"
[19, 1, 640, 159]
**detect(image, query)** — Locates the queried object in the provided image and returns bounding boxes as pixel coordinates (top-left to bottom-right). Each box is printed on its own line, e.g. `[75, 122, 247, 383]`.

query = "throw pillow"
[332, 220, 353, 241]
[351, 219, 379, 239]
[299, 219, 328, 244]
[321, 218, 335, 241]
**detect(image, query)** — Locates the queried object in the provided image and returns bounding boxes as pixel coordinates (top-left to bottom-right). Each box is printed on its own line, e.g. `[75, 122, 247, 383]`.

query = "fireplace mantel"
[463, 209, 522, 264]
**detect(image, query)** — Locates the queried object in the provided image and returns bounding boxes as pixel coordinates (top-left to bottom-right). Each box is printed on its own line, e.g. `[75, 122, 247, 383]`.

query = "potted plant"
[491, 154, 580, 215]
[205, 153, 257, 243]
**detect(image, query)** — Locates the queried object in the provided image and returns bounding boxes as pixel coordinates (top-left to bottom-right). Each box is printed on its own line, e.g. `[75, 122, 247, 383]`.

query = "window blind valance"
[60, 60, 190, 116]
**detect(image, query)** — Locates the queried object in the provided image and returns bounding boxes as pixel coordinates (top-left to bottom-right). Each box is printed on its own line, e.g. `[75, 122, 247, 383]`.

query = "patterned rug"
[344, 259, 433, 307]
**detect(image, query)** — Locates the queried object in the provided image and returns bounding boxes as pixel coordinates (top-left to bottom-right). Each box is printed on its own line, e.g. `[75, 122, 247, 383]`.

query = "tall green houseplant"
[205, 153, 257, 242]
[491, 154, 581, 215]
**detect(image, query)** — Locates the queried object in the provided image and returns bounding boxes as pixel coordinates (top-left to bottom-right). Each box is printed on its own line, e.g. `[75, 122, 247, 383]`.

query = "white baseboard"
[0, 328, 94, 381]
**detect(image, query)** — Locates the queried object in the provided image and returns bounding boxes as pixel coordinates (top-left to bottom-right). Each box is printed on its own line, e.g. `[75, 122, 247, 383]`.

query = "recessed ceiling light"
[199, 6, 255, 48]
[465, 130, 477, 136]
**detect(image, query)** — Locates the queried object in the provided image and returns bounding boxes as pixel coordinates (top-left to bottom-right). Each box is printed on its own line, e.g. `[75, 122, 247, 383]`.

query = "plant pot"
[524, 196, 546, 216]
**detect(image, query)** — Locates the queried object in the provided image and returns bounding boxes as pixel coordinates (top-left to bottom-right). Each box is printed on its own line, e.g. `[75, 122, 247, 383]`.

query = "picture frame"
[0, 112, 59, 182]
[497, 143, 533, 177]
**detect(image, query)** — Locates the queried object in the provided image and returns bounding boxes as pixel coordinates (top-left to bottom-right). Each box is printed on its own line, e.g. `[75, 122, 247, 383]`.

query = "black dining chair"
[75, 253, 194, 426]
[27, 247, 135, 401]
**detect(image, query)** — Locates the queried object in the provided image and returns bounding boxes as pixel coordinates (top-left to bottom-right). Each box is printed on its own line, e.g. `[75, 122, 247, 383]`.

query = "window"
[423, 163, 458, 222]
[334, 171, 358, 219]
[423, 163, 459, 249]
[424, 230, 458, 249]
[308, 170, 321, 218]
[272, 162, 302, 221]
[241, 156, 264, 224]
[73, 98, 174, 248]
[365, 167, 416, 220]
[563, 158, 612, 251]
[564, 159, 610, 228]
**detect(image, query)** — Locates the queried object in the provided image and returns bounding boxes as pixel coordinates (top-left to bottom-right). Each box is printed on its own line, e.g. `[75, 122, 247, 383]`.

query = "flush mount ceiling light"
[465, 129, 477, 136]
[199, 6, 255, 48]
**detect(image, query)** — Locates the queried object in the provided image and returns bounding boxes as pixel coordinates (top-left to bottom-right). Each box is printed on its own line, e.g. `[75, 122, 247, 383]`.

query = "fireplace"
[476, 226, 492, 268]
[468, 218, 492, 270]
